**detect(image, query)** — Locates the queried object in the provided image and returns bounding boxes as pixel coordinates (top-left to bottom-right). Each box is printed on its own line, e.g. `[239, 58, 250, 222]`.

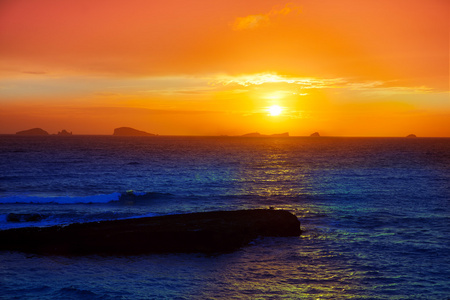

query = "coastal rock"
[406, 134, 417, 138]
[16, 128, 49, 136]
[310, 132, 320, 137]
[7, 213, 45, 222]
[113, 127, 156, 136]
[57, 129, 72, 136]
[0, 209, 301, 255]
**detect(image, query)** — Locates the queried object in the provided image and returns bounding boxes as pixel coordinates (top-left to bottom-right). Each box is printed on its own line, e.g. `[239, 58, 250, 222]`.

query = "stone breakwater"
[0, 209, 301, 255]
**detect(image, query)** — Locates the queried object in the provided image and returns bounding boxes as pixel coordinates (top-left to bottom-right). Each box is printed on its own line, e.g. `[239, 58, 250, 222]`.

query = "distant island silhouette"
[113, 127, 157, 136]
[57, 129, 72, 136]
[240, 132, 289, 137]
[16, 128, 49, 136]
[8, 128, 428, 138]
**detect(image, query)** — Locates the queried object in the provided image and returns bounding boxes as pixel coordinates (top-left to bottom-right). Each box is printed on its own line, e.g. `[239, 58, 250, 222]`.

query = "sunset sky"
[0, 0, 448, 136]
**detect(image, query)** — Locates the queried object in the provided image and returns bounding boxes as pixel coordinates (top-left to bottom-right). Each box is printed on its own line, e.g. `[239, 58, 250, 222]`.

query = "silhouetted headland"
[15, 128, 49, 136]
[406, 134, 417, 138]
[241, 132, 289, 137]
[310, 132, 320, 137]
[113, 127, 157, 136]
[0, 209, 301, 255]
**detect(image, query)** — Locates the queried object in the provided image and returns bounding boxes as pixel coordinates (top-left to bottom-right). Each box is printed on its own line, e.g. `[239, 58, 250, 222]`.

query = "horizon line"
[1, 133, 449, 138]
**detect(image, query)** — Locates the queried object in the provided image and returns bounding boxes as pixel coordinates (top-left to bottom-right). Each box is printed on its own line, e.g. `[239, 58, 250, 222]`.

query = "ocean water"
[0, 135, 449, 299]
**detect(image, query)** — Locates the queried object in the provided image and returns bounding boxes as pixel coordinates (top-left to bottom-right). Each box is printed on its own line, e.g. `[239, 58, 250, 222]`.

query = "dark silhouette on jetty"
[0, 209, 301, 255]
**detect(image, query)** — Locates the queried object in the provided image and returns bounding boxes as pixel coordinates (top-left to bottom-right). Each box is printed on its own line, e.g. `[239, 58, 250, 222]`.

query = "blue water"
[0, 135, 449, 299]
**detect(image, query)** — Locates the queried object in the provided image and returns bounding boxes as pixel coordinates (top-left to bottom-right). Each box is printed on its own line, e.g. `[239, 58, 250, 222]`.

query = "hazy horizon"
[3, 127, 448, 138]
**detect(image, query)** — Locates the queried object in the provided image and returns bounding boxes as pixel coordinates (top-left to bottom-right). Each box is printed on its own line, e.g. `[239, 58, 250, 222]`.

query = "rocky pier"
[0, 209, 301, 255]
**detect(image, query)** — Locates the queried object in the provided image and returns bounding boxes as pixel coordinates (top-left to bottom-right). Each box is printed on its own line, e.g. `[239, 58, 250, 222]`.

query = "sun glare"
[268, 105, 283, 116]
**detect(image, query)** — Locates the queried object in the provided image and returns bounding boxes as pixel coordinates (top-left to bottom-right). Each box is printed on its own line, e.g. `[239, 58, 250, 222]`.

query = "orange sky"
[0, 0, 449, 136]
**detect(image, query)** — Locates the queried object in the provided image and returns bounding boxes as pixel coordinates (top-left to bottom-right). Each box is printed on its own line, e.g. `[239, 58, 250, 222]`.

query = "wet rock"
[7, 213, 45, 222]
[0, 209, 301, 255]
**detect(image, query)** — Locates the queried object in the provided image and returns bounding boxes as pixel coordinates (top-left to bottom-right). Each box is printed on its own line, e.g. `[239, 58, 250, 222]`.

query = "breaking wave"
[0, 191, 175, 204]
[0, 192, 122, 204]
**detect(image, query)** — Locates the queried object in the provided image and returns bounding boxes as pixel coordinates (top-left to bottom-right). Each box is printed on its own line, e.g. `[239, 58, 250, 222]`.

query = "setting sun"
[268, 105, 283, 116]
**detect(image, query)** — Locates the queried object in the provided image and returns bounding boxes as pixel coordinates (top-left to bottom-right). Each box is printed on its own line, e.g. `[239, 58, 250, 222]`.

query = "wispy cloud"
[211, 73, 437, 95]
[212, 73, 344, 89]
[232, 3, 301, 30]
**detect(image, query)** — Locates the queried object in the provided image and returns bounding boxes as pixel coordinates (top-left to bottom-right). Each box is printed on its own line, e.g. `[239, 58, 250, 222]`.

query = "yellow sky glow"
[0, 0, 448, 136]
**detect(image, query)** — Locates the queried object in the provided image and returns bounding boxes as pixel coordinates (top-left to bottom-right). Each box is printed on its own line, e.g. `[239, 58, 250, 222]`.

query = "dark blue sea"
[0, 135, 449, 299]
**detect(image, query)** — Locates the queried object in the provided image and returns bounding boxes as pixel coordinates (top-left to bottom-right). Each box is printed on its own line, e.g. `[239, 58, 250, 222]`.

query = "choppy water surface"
[0, 136, 449, 299]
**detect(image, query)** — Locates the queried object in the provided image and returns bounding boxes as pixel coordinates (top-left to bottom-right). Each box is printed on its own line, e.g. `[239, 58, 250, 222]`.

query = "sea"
[0, 135, 448, 299]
